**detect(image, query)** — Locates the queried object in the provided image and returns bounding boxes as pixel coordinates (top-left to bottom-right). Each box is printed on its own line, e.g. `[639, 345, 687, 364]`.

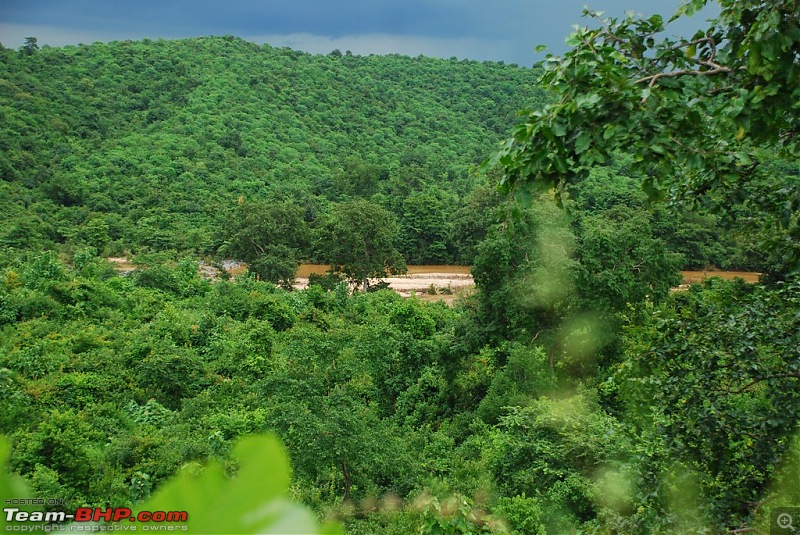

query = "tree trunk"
[341, 461, 351, 501]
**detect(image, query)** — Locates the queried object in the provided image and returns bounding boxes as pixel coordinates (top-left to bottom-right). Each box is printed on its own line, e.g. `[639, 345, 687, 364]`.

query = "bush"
[388, 299, 436, 338]
[135, 345, 207, 408]
[494, 494, 546, 535]
[308, 271, 345, 291]
[248, 245, 298, 290]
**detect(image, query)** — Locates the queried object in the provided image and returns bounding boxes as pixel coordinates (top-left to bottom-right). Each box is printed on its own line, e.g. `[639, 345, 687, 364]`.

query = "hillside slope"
[0, 36, 543, 256]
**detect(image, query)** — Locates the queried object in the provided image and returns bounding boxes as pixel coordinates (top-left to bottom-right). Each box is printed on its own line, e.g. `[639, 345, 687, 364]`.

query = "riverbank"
[106, 258, 761, 301]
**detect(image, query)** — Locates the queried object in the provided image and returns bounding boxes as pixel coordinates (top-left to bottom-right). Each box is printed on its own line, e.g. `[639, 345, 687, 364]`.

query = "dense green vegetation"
[1, 3, 799, 532]
[487, 0, 800, 277]
[0, 35, 543, 267]
[0, 35, 773, 276]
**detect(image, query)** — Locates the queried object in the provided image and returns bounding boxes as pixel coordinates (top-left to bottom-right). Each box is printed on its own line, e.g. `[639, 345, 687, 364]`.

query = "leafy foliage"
[317, 200, 407, 290]
[617, 278, 800, 528]
[485, 0, 800, 272]
[0, 37, 544, 262]
[223, 201, 307, 288]
[1, 8, 799, 534]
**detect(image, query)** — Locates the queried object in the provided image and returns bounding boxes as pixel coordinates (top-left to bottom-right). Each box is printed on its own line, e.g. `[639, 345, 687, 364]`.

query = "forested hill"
[0, 36, 543, 257]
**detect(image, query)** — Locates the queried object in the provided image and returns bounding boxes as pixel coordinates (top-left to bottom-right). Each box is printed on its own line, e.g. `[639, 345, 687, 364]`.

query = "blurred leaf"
[0, 437, 33, 531]
[136, 434, 324, 534]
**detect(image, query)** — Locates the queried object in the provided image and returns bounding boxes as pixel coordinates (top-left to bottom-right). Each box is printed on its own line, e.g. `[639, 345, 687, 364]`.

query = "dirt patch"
[680, 270, 761, 284]
[106, 257, 137, 275]
[674, 270, 762, 291]
[106, 259, 760, 301]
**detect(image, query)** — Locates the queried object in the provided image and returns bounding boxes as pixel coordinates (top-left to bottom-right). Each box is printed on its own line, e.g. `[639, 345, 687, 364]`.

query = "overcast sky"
[1, 1, 718, 66]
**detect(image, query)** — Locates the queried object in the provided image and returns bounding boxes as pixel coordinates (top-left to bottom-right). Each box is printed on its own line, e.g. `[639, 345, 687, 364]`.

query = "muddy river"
[107, 258, 762, 302]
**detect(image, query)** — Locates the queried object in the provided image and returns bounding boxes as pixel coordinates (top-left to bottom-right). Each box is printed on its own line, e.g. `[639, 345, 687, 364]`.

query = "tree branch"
[712, 372, 800, 395]
[634, 36, 733, 88]
[636, 64, 733, 88]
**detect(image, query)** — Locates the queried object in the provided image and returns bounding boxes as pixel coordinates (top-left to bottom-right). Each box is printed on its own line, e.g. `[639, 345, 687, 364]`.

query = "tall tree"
[222, 201, 308, 288]
[317, 199, 406, 290]
[399, 189, 451, 264]
[21, 37, 38, 56]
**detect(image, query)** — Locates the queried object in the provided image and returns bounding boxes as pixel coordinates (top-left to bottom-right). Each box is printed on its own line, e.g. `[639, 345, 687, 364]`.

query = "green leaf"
[574, 131, 592, 154]
[0, 437, 34, 531]
[575, 92, 602, 109]
[553, 153, 569, 173]
[514, 183, 533, 206]
[135, 434, 323, 534]
[565, 33, 582, 47]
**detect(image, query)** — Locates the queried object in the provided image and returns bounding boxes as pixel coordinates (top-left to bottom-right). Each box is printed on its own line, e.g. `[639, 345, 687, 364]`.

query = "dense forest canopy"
[1, 6, 799, 533]
[0, 35, 544, 265]
[1, 34, 777, 275]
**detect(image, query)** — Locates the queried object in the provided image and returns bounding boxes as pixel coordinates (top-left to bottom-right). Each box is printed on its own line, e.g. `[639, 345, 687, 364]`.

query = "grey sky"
[0, 1, 719, 65]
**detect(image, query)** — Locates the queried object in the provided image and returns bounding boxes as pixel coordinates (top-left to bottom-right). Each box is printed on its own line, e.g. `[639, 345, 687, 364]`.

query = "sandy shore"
[295, 271, 474, 293]
[293, 268, 475, 303]
[105, 258, 762, 303]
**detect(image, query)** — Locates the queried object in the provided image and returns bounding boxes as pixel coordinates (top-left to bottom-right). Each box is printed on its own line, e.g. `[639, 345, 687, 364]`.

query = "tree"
[261, 324, 413, 503]
[490, 392, 628, 531]
[317, 199, 406, 290]
[470, 198, 577, 345]
[399, 189, 451, 264]
[574, 205, 682, 313]
[21, 37, 38, 56]
[247, 244, 298, 290]
[222, 201, 308, 287]
[618, 278, 800, 529]
[334, 157, 385, 198]
[485, 0, 800, 268]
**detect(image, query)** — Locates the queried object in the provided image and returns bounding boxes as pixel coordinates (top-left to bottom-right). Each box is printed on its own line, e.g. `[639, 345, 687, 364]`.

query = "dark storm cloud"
[0, 1, 718, 65]
[2, 0, 459, 36]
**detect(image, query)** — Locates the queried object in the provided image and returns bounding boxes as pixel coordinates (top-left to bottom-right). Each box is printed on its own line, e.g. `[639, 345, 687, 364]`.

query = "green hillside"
[0, 36, 543, 260]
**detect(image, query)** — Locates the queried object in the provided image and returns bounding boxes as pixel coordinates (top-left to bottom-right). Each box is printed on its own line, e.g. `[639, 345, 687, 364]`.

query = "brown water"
[107, 258, 760, 288]
[299, 266, 761, 282]
[295, 264, 330, 277]
[295, 264, 472, 277]
[680, 270, 761, 284]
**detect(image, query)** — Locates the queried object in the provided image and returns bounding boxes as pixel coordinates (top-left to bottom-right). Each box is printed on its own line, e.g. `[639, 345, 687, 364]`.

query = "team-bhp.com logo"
[4, 507, 188, 531]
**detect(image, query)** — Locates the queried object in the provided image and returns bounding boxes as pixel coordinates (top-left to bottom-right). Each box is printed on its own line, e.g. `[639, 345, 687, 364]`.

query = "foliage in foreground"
[0, 434, 334, 534]
[1, 205, 797, 533]
[485, 0, 800, 274]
